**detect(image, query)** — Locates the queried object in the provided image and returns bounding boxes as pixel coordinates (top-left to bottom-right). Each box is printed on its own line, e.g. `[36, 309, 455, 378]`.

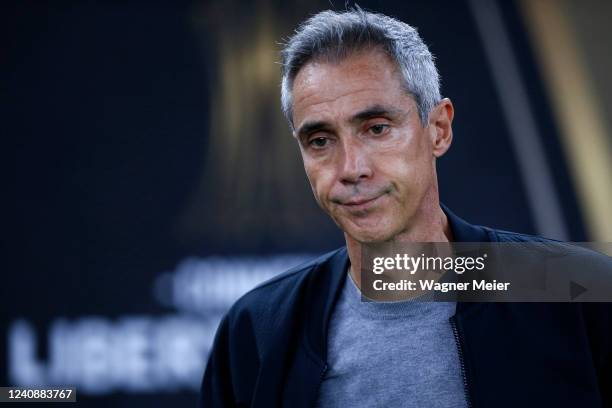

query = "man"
[201, 8, 611, 407]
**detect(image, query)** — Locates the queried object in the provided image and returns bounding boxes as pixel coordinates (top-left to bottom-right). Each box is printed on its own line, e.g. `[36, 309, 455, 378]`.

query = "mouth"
[339, 193, 386, 213]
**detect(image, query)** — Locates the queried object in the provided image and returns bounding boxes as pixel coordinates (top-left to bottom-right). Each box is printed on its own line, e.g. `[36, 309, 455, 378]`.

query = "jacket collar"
[305, 205, 491, 360]
[442, 203, 491, 242]
[305, 246, 350, 361]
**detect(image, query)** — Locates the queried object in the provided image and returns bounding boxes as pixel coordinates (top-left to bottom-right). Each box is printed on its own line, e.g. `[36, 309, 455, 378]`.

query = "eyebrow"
[349, 104, 404, 124]
[295, 120, 330, 140]
[295, 104, 406, 140]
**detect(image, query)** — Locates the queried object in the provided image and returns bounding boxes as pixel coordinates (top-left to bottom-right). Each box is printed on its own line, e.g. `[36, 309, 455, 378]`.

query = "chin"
[344, 223, 397, 244]
[333, 213, 400, 243]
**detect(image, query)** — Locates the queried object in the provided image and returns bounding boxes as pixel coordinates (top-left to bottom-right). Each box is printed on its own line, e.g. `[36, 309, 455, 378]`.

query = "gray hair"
[280, 7, 441, 129]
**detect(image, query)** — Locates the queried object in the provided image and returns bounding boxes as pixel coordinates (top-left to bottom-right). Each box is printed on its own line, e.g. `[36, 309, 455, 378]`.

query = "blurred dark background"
[2, 0, 611, 406]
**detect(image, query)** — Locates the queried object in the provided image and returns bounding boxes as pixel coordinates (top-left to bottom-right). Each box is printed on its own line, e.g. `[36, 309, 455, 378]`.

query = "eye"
[308, 136, 329, 149]
[368, 124, 389, 136]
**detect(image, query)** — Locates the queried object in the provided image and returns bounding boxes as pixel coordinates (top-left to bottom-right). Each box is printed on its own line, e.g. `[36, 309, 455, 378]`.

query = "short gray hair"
[280, 8, 441, 128]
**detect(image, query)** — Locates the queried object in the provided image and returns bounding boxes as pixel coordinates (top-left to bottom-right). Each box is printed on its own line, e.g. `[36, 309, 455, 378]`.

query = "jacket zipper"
[310, 364, 328, 407]
[318, 364, 328, 388]
[451, 317, 473, 408]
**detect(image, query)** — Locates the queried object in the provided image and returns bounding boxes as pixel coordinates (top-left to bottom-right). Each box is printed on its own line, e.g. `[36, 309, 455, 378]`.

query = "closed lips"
[342, 196, 381, 206]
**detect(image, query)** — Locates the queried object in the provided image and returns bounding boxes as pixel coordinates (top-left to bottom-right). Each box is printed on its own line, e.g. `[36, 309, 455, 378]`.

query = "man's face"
[291, 49, 446, 243]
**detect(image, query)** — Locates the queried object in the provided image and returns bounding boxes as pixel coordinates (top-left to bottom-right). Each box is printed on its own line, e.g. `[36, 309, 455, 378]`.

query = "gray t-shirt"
[315, 273, 468, 408]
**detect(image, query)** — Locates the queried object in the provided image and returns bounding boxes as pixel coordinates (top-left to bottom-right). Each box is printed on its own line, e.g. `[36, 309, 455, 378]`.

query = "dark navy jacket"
[200, 208, 612, 407]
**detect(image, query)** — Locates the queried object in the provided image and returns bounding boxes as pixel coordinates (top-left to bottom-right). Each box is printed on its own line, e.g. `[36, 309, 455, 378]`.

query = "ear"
[428, 98, 454, 158]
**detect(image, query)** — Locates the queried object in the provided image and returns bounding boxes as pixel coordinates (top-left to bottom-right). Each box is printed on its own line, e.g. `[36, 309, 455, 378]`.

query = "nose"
[338, 139, 373, 184]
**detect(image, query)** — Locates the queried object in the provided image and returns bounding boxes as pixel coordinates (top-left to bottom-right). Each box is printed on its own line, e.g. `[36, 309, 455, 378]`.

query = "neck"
[347, 201, 452, 290]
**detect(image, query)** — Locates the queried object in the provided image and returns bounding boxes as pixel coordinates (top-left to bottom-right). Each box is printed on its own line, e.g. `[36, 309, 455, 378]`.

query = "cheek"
[377, 153, 416, 183]
[377, 150, 431, 195]
[304, 163, 333, 201]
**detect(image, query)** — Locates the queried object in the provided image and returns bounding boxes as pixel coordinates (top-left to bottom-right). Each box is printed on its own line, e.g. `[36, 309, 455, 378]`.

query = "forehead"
[291, 49, 411, 126]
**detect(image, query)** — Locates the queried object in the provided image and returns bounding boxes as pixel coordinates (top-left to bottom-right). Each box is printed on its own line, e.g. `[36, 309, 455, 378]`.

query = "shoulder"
[487, 226, 611, 263]
[486, 227, 612, 305]
[485, 226, 561, 243]
[488, 226, 608, 259]
[223, 247, 344, 332]
[233, 248, 342, 307]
